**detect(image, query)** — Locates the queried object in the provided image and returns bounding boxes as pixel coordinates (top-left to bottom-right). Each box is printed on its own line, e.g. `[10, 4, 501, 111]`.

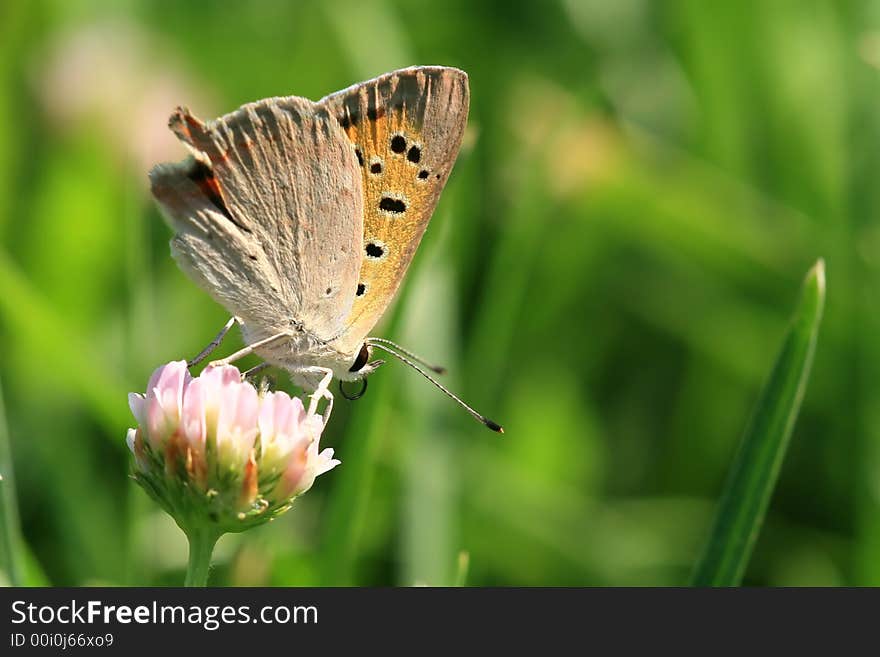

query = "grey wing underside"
[149, 96, 364, 342]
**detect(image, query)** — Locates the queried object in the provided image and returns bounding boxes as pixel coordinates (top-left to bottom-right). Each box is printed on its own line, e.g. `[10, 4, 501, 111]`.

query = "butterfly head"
[342, 343, 385, 381]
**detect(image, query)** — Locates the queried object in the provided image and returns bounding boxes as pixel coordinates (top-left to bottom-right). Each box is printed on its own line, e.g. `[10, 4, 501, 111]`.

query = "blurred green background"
[0, 0, 875, 586]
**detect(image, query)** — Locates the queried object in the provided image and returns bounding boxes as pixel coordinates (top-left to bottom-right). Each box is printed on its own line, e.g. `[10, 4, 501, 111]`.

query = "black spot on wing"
[390, 134, 406, 153]
[379, 196, 406, 213]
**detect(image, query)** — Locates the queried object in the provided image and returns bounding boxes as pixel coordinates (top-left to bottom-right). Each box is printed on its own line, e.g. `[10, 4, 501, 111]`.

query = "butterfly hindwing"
[151, 97, 364, 342]
[318, 66, 470, 354]
[151, 155, 289, 334]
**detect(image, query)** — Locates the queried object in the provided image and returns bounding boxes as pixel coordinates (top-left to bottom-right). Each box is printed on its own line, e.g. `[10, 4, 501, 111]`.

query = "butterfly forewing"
[318, 66, 469, 354]
[154, 97, 364, 342]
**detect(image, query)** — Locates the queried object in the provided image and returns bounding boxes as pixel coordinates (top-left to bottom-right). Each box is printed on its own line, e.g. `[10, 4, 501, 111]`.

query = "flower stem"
[184, 528, 220, 587]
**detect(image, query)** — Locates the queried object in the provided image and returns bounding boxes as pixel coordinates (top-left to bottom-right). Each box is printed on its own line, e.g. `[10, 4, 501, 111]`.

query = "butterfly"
[149, 66, 501, 432]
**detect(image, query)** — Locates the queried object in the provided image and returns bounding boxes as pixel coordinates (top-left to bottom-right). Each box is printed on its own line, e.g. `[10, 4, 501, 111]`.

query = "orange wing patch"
[318, 67, 469, 354]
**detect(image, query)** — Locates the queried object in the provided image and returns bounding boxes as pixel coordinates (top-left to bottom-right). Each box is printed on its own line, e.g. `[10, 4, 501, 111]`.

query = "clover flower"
[126, 361, 338, 537]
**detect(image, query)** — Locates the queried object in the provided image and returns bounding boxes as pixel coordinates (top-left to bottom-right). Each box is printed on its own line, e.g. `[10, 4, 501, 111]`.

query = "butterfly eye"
[348, 343, 371, 372]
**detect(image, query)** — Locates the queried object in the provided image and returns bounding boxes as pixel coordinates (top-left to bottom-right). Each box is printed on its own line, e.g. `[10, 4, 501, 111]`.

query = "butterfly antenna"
[366, 341, 503, 433]
[367, 337, 447, 374]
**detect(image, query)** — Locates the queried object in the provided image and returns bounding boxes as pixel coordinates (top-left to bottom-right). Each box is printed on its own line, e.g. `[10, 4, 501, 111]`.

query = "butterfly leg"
[241, 362, 270, 381]
[295, 366, 335, 427]
[207, 331, 293, 368]
[188, 317, 238, 368]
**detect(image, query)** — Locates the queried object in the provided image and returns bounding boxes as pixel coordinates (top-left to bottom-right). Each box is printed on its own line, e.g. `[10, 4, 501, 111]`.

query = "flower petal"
[128, 392, 146, 426]
[181, 377, 206, 452]
[125, 427, 137, 453]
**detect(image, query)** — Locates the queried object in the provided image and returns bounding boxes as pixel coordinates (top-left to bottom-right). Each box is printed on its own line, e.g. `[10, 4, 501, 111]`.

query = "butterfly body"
[150, 67, 469, 391]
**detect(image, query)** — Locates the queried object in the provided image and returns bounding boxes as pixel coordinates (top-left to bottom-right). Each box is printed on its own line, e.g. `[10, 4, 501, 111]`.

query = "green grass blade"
[453, 551, 470, 587]
[0, 378, 25, 585]
[690, 259, 826, 586]
[317, 375, 394, 586]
